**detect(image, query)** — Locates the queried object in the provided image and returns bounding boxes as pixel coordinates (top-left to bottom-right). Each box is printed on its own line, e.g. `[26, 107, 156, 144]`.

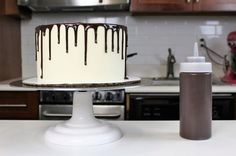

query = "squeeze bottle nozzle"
[180, 42, 212, 73]
[194, 42, 199, 57]
[187, 42, 205, 62]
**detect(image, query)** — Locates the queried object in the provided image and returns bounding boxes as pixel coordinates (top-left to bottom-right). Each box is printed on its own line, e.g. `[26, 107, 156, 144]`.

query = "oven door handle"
[42, 111, 72, 117]
[95, 113, 121, 119]
[42, 111, 121, 119]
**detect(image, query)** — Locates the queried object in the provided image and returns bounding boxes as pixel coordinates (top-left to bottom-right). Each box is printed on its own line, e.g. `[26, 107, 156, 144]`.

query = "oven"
[39, 90, 125, 120]
[127, 93, 235, 120]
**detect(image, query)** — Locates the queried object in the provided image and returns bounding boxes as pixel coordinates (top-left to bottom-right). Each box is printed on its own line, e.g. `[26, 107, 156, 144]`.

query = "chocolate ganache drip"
[40, 31, 45, 78]
[35, 23, 128, 79]
[35, 32, 39, 61]
[111, 29, 115, 52]
[56, 24, 61, 44]
[125, 30, 128, 79]
[64, 24, 79, 53]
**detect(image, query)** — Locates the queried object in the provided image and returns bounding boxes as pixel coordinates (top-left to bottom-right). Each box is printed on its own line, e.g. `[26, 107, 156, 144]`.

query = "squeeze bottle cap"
[180, 42, 212, 73]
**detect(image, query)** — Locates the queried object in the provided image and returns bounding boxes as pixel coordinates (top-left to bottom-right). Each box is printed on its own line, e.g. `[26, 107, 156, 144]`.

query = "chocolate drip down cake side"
[23, 23, 140, 87]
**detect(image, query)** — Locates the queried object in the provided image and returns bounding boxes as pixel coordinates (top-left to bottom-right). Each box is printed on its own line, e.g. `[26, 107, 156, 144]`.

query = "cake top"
[35, 22, 127, 31]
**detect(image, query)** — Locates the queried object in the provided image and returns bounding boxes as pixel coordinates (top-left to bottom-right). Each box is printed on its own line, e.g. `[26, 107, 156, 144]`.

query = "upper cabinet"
[131, 0, 193, 13]
[0, 0, 23, 81]
[0, 0, 19, 16]
[0, 0, 31, 18]
[0, 15, 22, 82]
[194, 0, 236, 12]
[131, 0, 236, 13]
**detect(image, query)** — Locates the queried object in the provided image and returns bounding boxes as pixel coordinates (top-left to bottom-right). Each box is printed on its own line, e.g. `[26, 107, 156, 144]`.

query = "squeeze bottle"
[180, 42, 212, 140]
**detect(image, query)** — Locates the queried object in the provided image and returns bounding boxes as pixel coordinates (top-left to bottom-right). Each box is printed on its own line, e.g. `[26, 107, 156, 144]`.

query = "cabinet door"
[0, 0, 31, 18]
[0, 16, 22, 81]
[0, 92, 39, 119]
[194, 0, 236, 12]
[131, 0, 193, 13]
[0, 0, 19, 16]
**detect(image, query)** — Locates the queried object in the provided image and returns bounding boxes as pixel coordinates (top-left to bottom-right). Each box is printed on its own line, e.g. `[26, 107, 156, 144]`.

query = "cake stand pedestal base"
[44, 92, 123, 146]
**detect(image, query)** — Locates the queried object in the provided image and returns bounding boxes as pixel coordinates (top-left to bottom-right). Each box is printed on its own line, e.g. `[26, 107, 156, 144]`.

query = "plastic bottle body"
[180, 72, 212, 140]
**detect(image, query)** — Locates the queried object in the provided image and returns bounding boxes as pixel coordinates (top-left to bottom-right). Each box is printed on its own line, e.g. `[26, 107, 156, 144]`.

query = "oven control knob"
[105, 92, 114, 101]
[116, 92, 122, 101]
[93, 92, 102, 101]
[63, 93, 71, 102]
[48, 92, 56, 102]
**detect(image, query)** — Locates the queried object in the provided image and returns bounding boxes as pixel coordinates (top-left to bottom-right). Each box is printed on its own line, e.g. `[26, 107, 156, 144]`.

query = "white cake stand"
[45, 91, 122, 146]
[12, 77, 140, 146]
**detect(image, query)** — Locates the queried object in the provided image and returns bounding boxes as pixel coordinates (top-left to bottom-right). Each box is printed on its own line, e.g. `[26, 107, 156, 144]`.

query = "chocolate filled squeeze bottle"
[180, 42, 212, 140]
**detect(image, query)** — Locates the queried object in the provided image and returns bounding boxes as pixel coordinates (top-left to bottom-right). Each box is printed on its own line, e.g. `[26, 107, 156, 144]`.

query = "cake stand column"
[67, 92, 97, 125]
[44, 91, 123, 146]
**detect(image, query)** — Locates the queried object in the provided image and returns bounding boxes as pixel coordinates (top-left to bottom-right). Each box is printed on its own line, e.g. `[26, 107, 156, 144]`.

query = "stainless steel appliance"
[39, 90, 125, 120]
[127, 93, 234, 120]
[17, 0, 130, 12]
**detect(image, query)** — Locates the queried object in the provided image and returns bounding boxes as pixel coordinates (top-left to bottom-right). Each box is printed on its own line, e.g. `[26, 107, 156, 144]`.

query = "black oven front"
[39, 90, 125, 120]
[127, 93, 234, 120]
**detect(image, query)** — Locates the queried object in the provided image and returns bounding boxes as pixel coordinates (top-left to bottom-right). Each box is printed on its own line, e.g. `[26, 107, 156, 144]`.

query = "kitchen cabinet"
[131, 0, 236, 13]
[0, 0, 31, 18]
[0, 91, 39, 119]
[130, 0, 192, 13]
[194, 0, 236, 12]
[0, 0, 23, 82]
[0, 0, 25, 82]
[0, 15, 22, 81]
[0, 0, 19, 16]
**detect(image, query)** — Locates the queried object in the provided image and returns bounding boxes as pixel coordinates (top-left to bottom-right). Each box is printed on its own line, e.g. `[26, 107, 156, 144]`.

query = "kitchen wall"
[21, 12, 236, 79]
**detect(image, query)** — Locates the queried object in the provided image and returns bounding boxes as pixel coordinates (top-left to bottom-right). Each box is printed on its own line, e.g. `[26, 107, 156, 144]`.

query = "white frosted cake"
[34, 23, 129, 85]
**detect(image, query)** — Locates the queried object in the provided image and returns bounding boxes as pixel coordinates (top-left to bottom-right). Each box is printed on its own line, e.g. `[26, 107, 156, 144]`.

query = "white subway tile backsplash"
[127, 55, 161, 65]
[24, 36, 35, 46]
[86, 17, 106, 23]
[105, 12, 127, 24]
[22, 54, 36, 67]
[126, 26, 138, 35]
[22, 65, 36, 78]
[21, 13, 236, 78]
[136, 25, 159, 35]
[125, 16, 149, 26]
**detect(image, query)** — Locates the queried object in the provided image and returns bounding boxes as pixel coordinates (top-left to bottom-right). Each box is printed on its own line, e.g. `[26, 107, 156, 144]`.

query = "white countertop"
[0, 83, 37, 91]
[0, 79, 37, 91]
[0, 120, 236, 156]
